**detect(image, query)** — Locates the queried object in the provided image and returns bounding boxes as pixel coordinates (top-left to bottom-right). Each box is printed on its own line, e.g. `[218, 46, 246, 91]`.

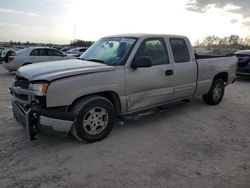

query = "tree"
[228, 35, 240, 46]
[243, 37, 250, 46]
[201, 35, 221, 46]
[70, 39, 94, 47]
[196, 34, 250, 49]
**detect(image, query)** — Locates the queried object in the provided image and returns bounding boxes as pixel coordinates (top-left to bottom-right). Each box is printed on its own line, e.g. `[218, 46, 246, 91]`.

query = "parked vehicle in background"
[60, 46, 73, 52]
[65, 47, 88, 57]
[0, 47, 6, 63]
[50, 46, 62, 50]
[10, 34, 237, 142]
[234, 50, 250, 76]
[3, 47, 74, 71]
[0, 46, 5, 54]
[1, 49, 15, 64]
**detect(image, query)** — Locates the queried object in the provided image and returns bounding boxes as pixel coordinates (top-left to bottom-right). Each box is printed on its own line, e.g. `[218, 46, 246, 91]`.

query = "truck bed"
[195, 55, 237, 95]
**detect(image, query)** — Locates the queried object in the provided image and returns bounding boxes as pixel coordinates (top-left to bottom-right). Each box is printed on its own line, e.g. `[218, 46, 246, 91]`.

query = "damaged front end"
[10, 75, 74, 141]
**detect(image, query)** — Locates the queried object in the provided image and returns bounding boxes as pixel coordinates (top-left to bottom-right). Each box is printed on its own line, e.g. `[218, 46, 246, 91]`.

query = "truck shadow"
[11, 99, 205, 147]
[22, 100, 200, 146]
[116, 99, 203, 130]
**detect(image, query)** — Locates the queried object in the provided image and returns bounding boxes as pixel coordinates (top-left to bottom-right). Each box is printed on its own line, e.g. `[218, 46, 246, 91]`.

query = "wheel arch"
[213, 72, 228, 84]
[68, 91, 122, 116]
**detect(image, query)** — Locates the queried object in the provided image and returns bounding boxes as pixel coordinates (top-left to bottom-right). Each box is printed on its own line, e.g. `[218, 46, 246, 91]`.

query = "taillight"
[8, 56, 14, 62]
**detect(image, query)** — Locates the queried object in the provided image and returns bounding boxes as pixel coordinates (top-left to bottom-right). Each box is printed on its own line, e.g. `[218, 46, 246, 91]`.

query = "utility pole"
[74, 24, 76, 40]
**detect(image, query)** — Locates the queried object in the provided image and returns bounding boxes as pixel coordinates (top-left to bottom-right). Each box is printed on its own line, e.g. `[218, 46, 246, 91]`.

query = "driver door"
[126, 38, 175, 112]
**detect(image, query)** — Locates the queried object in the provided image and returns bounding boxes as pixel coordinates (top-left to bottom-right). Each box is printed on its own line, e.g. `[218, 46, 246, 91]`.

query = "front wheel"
[203, 78, 225, 105]
[71, 96, 116, 142]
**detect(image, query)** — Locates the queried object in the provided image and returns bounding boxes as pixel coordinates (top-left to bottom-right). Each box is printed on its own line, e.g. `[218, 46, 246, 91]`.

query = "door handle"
[165, 69, 173, 76]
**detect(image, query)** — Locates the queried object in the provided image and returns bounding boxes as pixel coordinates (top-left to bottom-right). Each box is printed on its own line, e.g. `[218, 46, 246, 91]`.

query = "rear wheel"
[203, 78, 225, 105]
[71, 96, 116, 142]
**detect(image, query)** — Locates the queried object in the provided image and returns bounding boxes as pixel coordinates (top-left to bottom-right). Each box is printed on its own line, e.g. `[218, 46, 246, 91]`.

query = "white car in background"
[3, 47, 74, 71]
[0, 47, 6, 62]
[65, 47, 88, 57]
[0, 46, 5, 54]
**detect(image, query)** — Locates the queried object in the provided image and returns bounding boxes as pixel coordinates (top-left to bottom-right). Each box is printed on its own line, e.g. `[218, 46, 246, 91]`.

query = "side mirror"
[131, 56, 152, 68]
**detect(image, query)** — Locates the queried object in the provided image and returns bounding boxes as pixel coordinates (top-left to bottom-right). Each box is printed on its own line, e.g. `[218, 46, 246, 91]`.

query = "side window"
[39, 49, 48, 56]
[47, 49, 63, 56]
[135, 38, 169, 66]
[169, 38, 190, 63]
[30, 49, 39, 56]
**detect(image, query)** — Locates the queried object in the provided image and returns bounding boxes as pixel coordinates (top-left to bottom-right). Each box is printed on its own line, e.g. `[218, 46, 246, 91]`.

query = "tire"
[71, 96, 116, 142]
[203, 78, 225, 105]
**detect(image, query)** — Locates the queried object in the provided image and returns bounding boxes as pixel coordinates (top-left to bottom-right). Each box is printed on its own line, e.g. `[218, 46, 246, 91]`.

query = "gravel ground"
[0, 64, 249, 188]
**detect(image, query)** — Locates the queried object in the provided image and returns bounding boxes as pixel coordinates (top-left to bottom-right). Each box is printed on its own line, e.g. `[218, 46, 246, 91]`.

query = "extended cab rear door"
[168, 37, 197, 99]
[126, 37, 175, 112]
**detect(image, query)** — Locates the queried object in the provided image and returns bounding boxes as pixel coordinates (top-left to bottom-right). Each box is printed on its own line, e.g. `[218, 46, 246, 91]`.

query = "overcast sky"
[0, 0, 249, 44]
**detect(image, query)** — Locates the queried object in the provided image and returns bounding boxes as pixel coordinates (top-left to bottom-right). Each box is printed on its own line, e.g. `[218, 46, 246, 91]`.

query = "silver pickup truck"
[10, 34, 237, 142]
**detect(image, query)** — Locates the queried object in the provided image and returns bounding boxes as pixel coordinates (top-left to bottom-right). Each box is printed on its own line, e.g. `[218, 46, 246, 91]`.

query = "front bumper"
[12, 100, 74, 139]
[10, 81, 75, 140]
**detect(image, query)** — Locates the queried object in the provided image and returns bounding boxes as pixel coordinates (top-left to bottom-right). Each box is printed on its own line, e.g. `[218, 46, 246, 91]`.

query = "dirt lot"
[0, 64, 249, 188]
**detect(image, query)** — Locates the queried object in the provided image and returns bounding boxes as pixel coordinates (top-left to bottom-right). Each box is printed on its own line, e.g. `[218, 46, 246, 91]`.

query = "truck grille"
[14, 75, 29, 88]
[13, 76, 30, 103]
[15, 93, 29, 101]
[14, 80, 29, 89]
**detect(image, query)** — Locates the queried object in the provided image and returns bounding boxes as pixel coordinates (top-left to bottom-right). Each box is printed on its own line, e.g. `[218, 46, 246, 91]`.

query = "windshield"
[80, 37, 137, 65]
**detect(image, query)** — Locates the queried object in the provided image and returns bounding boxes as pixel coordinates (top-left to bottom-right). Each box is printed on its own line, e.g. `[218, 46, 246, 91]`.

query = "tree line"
[70, 39, 94, 47]
[1, 39, 95, 48]
[195, 35, 250, 49]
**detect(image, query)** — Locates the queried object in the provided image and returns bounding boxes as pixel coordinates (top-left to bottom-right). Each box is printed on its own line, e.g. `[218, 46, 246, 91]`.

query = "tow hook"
[26, 109, 38, 141]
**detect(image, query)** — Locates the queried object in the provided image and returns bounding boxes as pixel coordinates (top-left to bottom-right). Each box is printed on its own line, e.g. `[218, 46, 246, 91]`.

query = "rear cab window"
[169, 38, 190, 63]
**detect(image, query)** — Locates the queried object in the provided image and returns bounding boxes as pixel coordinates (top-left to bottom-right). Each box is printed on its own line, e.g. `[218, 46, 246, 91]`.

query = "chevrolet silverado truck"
[10, 34, 237, 142]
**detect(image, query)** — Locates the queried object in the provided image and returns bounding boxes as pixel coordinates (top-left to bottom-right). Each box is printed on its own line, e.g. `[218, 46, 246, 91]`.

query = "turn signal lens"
[42, 83, 49, 93]
[29, 83, 49, 94]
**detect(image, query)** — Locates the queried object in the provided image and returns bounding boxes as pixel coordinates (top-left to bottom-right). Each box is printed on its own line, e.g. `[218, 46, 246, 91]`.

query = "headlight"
[29, 82, 49, 93]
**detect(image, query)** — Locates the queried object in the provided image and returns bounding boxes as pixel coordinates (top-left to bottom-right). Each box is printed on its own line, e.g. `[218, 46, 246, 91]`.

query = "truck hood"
[17, 59, 116, 81]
